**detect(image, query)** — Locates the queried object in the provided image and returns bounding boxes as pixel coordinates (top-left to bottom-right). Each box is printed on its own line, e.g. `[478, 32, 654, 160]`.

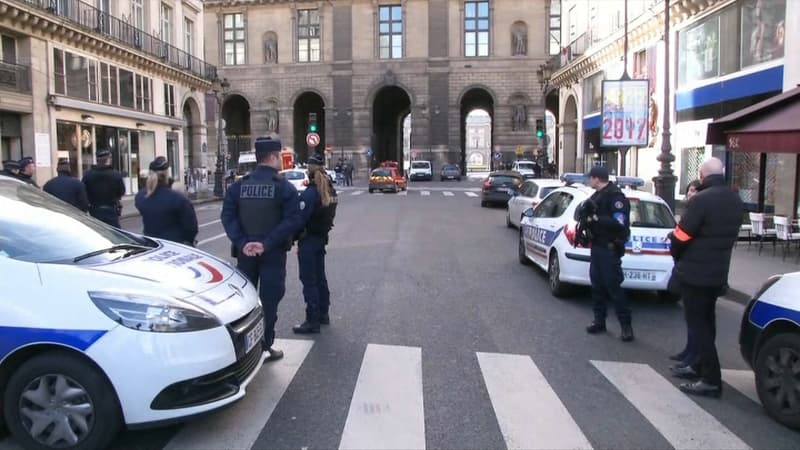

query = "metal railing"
[0, 61, 31, 93]
[18, 0, 217, 81]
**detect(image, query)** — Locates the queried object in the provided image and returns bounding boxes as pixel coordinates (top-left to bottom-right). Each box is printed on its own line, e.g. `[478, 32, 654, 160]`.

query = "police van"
[0, 175, 267, 449]
[739, 272, 800, 430]
[517, 174, 676, 298]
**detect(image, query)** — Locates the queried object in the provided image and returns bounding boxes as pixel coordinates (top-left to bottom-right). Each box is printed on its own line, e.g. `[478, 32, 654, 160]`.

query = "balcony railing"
[18, 0, 217, 81]
[0, 61, 31, 93]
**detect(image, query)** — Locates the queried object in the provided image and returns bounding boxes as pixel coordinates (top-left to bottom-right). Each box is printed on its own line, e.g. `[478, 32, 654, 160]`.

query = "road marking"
[165, 339, 313, 450]
[477, 353, 592, 450]
[398, 190, 408, 196]
[420, 191, 430, 196]
[339, 344, 425, 450]
[373, 192, 385, 196]
[443, 191, 454, 197]
[465, 192, 478, 197]
[199, 219, 221, 228]
[591, 361, 749, 450]
[195, 204, 221, 211]
[197, 233, 228, 246]
[722, 369, 760, 404]
[351, 190, 365, 196]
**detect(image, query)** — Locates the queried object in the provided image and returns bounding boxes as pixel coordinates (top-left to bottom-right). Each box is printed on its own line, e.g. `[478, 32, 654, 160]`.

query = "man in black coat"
[43, 159, 90, 212]
[82, 149, 126, 227]
[668, 157, 743, 398]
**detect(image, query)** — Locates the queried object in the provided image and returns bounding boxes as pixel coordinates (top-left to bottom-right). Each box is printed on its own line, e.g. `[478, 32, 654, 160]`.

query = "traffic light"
[535, 119, 544, 138]
[308, 113, 318, 133]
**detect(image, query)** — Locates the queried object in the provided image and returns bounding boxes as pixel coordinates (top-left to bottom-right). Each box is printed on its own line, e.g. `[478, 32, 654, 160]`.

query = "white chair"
[773, 216, 800, 262]
[738, 223, 752, 247]
[749, 212, 776, 256]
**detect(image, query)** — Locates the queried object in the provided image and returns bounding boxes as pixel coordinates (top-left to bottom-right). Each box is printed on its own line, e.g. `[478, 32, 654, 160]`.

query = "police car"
[0, 175, 267, 450]
[517, 174, 676, 298]
[739, 272, 800, 430]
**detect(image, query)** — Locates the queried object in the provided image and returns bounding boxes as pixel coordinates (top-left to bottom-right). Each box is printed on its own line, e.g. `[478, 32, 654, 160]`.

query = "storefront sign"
[34, 133, 51, 167]
[601, 79, 650, 147]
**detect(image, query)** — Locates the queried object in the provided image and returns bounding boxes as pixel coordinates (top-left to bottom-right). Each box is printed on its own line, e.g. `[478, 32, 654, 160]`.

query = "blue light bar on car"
[615, 176, 646, 189]
[560, 173, 588, 185]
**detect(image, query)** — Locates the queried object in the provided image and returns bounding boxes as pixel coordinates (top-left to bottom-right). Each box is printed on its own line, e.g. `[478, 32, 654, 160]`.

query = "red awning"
[706, 86, 800, 153]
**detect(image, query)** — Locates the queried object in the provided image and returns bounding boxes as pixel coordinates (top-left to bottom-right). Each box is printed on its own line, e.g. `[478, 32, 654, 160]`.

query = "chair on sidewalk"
[749, 212, 776, 256]
[773, 216, 800, 262]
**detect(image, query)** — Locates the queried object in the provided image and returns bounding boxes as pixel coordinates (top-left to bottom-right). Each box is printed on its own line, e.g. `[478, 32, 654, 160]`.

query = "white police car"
[518, 174, 676, 298]
[739, 272, 800, 430]
[0, 175, 266, 450]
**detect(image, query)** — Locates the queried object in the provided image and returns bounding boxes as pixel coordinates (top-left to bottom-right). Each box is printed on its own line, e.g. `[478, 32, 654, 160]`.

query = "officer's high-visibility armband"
[672, 225, 692, 242]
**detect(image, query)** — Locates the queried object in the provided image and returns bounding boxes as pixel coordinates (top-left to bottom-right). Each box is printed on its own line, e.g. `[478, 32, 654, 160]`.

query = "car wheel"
[755, 333, 800, 430]
[506, 211, 514, 228]
[518, 230, 532, 265]
[3, 351, 122, 450]
[548, 252, 569, 297]
[657, 291, 681, 302]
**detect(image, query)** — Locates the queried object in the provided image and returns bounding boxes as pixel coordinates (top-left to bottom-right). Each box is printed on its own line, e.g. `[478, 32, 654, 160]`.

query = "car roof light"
[616, 176, 646, 189]
[560, 173, 588, 185]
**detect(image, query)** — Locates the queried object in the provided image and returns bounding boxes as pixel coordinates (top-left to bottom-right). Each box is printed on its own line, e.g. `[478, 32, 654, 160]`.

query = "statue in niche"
[512, 22, 528, 56]
[265, 107, 279, 132]
[264, 32, 278, 64]
[512, 104, 527, 131]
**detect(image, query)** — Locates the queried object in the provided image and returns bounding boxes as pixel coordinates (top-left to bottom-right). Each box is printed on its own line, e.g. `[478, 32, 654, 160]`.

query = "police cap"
[3, 159, 20, 170]
[586, 165, 610, 181]
[307, 153, 325, 166]
[149, 156, 169, 171]
[254, 135, 282, 161]
[96, 149, 111, 159]
[19, 157, 34, 170]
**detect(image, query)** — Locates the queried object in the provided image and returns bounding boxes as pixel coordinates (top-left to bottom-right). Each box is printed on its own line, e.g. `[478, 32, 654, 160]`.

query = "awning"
[706, 86, 800, 153]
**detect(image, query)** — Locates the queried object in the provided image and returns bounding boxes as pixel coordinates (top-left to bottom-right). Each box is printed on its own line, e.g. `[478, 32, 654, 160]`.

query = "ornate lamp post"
[212, 77, 230, 198]
[653, 1, 677, 211]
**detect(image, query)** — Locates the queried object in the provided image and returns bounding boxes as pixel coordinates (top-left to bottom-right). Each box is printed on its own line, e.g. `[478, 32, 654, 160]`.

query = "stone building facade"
[203, 0, 554, 175]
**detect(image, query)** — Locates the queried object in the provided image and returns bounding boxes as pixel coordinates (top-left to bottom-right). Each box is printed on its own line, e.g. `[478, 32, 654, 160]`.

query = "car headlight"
[89, 291, 221, 333]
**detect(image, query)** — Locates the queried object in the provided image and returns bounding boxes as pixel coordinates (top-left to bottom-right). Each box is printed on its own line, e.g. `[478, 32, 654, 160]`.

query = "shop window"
[678, 15, 720, 86]
[583, 71, 603, 115]
[741, 0, 785, 69]
[680, 147, 705, 194]
[119, 69, 134, 108]
[731, 151, 761, 211]
[53, 49, 65, 95]
[764, 153, 781, 214]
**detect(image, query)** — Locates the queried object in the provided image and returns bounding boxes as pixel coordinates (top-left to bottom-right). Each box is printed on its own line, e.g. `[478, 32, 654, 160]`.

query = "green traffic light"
[536, 130, 543, 138]
[310, 124, 318, 132]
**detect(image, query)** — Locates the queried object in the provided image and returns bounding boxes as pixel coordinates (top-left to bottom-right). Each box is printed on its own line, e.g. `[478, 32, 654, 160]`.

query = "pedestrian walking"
[17, 157, 38, 187]
[344, 159, 354, 186]
[43, 158, 89, 212]
[582, 166, 634, 342]
[668, 158, 743, 398]
[292, 153, 338, 334]
[135, 156, 198, 246]
[221, 134, 303, 361]
[1, 160, 20, 179]
[82, 149, 126, 228]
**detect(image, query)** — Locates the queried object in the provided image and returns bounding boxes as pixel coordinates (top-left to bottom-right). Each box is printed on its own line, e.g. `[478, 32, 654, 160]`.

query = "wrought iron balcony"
[19, 0, 217, 81]
[0, 61, 31, 93]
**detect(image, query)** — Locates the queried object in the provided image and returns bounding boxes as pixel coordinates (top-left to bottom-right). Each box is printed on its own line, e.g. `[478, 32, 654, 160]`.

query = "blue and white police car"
[518, 174, 676, 298]
[0, 175, 266, 450]
[739, 272, 800, 430]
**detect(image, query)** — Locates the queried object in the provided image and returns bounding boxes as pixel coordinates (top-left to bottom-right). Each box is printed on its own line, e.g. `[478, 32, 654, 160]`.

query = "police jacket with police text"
[299, 179, 338, 238]
[669, 174, 743, 288]
[82, 165, 126, 207]
[588, 182, 630, 245]
[43, 172, 89, 212]
[135, 185, 199, 244]
[221, 165, 303, 253]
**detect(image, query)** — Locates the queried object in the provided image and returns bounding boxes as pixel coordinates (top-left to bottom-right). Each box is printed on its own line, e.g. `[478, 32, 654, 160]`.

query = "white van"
[409, 161, 433, 181]
[511, 160, 538, 178]
[237, 151, 257, 180]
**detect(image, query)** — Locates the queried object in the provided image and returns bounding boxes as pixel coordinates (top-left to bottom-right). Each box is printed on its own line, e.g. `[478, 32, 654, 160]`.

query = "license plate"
[244, 320, 265, 354]
[498, 188, 510, 193]
[625, 270, 657, 282]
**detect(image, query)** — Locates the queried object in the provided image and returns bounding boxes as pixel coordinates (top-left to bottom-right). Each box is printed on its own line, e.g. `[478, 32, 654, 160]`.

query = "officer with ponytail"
[293, 153, 338, 334]
[135, 156, 198, 246]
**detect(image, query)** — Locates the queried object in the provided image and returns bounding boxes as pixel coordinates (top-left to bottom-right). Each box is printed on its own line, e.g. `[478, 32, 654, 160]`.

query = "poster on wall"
[678, 16, 720, 85]
[600, 79, 650, 147]
[741, 0, 785, 68]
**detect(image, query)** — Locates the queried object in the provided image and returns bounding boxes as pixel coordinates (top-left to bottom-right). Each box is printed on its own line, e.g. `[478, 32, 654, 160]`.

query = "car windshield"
[442, 165, 458, 171]
[372, 169, 391, 177]
[0, 179, 154, 263]
[284, 171, 306, 180]
[489, 175, 521, 185]
[539, 186, 557, 198]
[516, 163, 535, 171]
[411, 162, 430, 169]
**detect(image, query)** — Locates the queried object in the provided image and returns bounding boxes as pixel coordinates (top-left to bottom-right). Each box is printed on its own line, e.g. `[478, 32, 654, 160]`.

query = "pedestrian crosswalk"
[345, 190, 481, 198]
[0, 341, 767, 450]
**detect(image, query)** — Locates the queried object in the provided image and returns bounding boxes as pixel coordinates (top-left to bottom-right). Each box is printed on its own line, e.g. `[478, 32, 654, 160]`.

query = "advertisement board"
[601, 79, 650, 147]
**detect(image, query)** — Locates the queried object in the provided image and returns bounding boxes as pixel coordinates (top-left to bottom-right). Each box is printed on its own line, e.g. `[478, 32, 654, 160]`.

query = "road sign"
[325, 144, 332, 153]
[493, 152, 502, 160]
[306, 132, 320, 147]
[365, 147, 373, 157]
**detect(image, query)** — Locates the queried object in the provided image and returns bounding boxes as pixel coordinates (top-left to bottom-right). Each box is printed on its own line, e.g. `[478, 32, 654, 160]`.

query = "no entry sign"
[306, 133, 320, 147]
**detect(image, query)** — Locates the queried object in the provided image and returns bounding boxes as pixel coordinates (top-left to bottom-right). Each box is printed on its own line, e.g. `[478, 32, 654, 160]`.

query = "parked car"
[506, 179, 563, 228]
[369, 167, 406, 193]
[511, 160, 540, 178]
[440, 164, 462, 181]
[518, 179, 676, 298]
[739, 272, 800, 430]
[280, 169, 310, 192]
[480, 171, 524, 207]
[409, 161, 433, 181]
[0, 175, 266, 450]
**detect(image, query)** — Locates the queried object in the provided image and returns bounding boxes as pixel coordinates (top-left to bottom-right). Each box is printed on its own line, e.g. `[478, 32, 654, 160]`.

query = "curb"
[120, 198, 221, 220]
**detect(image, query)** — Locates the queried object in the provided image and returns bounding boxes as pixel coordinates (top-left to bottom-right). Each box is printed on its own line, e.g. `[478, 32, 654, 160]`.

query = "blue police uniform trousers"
[237, 250, 287, 348]
[298, 235, 329, 322]
[589, 244, 631, 324]
[90, 206, 120, 228]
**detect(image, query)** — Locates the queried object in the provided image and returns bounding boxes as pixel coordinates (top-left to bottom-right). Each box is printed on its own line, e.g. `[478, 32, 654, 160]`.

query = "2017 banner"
[601, 79, 650, 147]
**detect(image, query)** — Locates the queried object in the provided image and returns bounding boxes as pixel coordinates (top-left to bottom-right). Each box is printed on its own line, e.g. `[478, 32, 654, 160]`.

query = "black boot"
[620, 323, 634, 342]
[669, 349, 688, 361]
[293, 321, 321, 334]
[679, 380, 722, 398]
[319, 313, 330, 325]
[586, 321, 607, 334]
[670, 364, 700, 380]
[265, 347, 284, 362]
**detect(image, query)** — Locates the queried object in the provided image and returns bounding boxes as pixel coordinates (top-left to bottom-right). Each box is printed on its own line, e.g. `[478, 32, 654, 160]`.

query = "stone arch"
[289, 88, 329, 111]
[511, 21, 528, 56]
[562, 94, 579, 172]
[457, 84, 498, 108]
[364, 75, 416, 110]
[221, 94, 252, 164]
[460, 87, 496, 171]
[182, 96, 202, 172]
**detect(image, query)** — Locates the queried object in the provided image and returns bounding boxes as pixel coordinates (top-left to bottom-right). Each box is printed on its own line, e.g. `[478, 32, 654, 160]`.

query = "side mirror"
[523, 208, 535, 218]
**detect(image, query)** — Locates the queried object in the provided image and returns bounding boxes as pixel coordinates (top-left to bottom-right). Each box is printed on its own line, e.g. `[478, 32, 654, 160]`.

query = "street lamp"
[653, 0, 677, 211]
[212, 77, 230, 198]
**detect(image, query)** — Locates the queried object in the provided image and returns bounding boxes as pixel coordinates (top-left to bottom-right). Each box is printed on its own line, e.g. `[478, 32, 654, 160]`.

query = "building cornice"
[204, 0, 320, 6]
[0, 1, 212, 88]
[551, 0, 729, 88]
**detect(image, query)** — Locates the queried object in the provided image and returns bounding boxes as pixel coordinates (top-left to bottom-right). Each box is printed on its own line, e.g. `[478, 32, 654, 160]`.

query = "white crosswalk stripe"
[351, 190, 365, 196]
[398, 190, 408, 196]
[443, 191, 454, 197]
[420, 191, 431, 196]
[465, 192, 479, 197]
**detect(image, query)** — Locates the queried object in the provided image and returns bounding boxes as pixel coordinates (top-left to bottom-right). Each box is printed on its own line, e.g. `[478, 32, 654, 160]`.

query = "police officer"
[582, 166, 634, 342]
[1, 160, 20, 179]
[43, 158, 89, 212]
[221, 135, 303, 361]
[135, 156, 198, 245]
[82, 149, 126, 227]
[293, 153, 338, 334]
[17, 157, 38, 187]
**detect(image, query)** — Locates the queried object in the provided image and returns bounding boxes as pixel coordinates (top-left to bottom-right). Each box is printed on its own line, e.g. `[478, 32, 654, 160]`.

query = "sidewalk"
[119, 194, 220, 219]
[726, 241, 798, 302]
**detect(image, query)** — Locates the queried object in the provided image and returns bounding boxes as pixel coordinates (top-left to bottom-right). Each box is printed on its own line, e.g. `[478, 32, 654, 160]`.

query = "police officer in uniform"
[1, 160, 20, 179]
[582, 166, 634, 342]
[82, 149, 126, 227]
[293, 153, 338, 334]
[17, 157, 38, 187]
[135, 156, 198, 245]
[221, 135, 303, 361]
[43, 158, 89, 212]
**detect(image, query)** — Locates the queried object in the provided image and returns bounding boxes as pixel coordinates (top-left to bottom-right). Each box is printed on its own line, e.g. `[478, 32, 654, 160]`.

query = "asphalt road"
[2, 179, 796, 450]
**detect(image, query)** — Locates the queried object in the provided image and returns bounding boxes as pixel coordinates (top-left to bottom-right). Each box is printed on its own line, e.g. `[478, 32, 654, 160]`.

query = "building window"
[223, 13, 245, 65]
[379, 5, 402, 59]
[465, 1, 489, 57]
[135, 74, 152, 113]
[119, 69, 134, 108]
[678, 15, 720, 86]
[549, 0, 561, 56]
[164, 83, 176, 117]
[131, 0, 144, 29]
[1, 35, 16, 64]
[65, 52, 89, 100]
[161, 3, 172, 45]
[740, 0, 785, 69]
[88, 60, 98, 102]
[297, 9, 320, 62]
[184, 18, 194, 56]
[53, 48, 65, 95]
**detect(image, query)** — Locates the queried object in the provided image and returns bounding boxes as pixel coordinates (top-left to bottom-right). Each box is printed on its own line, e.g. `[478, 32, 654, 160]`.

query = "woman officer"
[292, 153, 338, 334]
[135, 156, 199, 246]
